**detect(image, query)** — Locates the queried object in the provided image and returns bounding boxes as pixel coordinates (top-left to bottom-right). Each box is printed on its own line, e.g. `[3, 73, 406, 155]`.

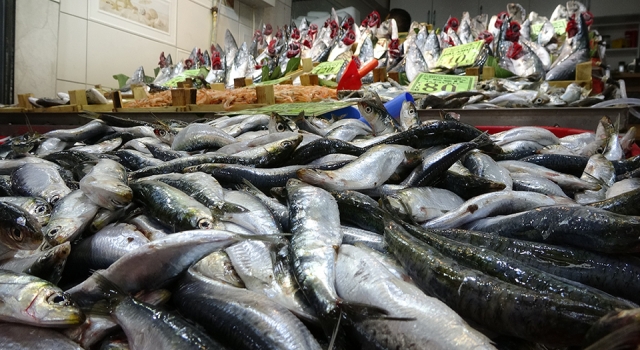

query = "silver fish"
[405, 41, 428, 82]
[297, 145, 412, 191]
[287, 178, 343, 319]
[335, 245, 496, 349]
[424, 190, 558, 229]
[44, 190, 99, 246]
[11, 163, 71, 205]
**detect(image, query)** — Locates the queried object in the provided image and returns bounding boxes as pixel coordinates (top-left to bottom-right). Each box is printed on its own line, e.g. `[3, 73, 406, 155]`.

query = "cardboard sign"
[436, 41, 484, 69]
[408, 73, 478, 94]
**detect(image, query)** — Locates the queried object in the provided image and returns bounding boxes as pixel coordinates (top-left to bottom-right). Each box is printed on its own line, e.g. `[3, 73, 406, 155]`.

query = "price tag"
[408, 73, 478, 94]
[552, 19, 567, 35]
[435, 41, 484, 69]
[311, 60, 346, 76]
[531, 19, 567, 40]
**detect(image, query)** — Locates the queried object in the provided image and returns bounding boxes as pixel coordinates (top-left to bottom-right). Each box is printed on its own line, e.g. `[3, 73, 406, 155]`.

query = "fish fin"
[328, 309, 343, 350]
[296, 168, 326, 185]
[91, 272, 128, 307]
[471, 131, 494, 148]
[237, 178, 264, 195]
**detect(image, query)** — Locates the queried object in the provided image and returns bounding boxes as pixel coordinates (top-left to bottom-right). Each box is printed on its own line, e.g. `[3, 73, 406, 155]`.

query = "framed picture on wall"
[89, 0, 178, 45]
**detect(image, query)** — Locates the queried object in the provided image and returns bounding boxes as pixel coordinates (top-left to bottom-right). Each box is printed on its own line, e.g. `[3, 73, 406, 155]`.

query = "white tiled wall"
[15, 0, 290, 97]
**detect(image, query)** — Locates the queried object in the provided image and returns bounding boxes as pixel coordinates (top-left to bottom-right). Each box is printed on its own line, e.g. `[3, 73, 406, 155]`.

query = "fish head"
[44, 218, 83, 246]
[329, 20, 339, 38]
[357, 99, 384, 122]
[342, 28, 356, 46]
[445, 17, 459, 33]
[263, 23, 273, 36]
[28, 242, 71, 283]
[271, 134, 303, 155]
[27, 198, 52, 226]
[340, 14, 354, 30]
[267, 39, 279, 56]
[269, 112, 297, 133]
[291, 27, 300, 40]
[376, 19, 390, 38]
[153, 125, 177, 145]
[388, 39, 401, 58]
[308, 24, 318, 40]
[286, 42, 300, 58]
[478, 31, 494, 44]
[0, 223, 41, 251]
[25, 283, 84, 326]
[506, 41, 524, 59]
[582, 11, 593, 27]
[367, 10, 381, 28]
[84, 179, 133, 211]
[0, 202, 43, 250]
[505, 21, 521, 42]
[566, 15, 579, 38]
[158, 51, 166, 67]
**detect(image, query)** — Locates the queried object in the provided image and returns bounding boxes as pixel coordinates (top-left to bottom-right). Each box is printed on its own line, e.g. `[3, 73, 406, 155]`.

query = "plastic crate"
[477, 125, 640, 156]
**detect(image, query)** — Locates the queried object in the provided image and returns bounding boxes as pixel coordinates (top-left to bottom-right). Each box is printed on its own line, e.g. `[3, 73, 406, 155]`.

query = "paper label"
[408, 73, 478, 94]
[435, 41, 484, 69]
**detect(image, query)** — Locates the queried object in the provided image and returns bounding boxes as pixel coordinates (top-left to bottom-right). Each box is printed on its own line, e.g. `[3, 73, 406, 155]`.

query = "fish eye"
[282, 141, 293, 147]
[11, 228, 23, 242]
[277, 123, 286, 132]
[198, 219, 213, 229]
[50, 195, 60, 205]
[36, 205, 47, 214]
[408, 109, 416, 115]
[365, 106, 373, 114]
[47, 227, 60, 237]
[47, 292, 72, 306]
[536, 98, 543, 104]
[111, 198, 123, 206]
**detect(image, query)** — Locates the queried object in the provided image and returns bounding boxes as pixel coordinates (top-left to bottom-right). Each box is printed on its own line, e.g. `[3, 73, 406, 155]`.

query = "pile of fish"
[0, 103, 639, 349]
[161, 1, 600, 86]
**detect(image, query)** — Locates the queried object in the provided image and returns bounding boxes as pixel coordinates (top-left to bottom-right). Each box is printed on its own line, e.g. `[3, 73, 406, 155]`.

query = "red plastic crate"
[477, 125, 640, 157]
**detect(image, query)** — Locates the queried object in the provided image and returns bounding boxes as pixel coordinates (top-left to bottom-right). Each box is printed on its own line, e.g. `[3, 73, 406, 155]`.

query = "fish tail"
[471, 131, 495, 148]
[92, 272, 128, 308]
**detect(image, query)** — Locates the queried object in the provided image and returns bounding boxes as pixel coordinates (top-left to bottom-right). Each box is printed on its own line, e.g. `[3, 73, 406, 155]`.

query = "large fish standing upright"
[545, 12, 590, 81]
[328, 24, 357, 62]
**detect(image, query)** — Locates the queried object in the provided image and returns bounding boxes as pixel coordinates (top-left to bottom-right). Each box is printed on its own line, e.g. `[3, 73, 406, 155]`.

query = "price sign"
[311, 60, 346, 76]
[552, 19, 567, 35]
[435, 41, 484, 69]
[408, 73, 478, 94]
[531, 19, 567, 40]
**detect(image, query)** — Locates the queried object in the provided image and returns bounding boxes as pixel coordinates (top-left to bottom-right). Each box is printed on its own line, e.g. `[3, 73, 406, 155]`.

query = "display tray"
[417, 107, 630, 131]
[0, 107, 631, 135]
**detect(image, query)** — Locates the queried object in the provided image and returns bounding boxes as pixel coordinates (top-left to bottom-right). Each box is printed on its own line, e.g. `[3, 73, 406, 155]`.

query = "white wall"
[15, 0, 293, 98]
